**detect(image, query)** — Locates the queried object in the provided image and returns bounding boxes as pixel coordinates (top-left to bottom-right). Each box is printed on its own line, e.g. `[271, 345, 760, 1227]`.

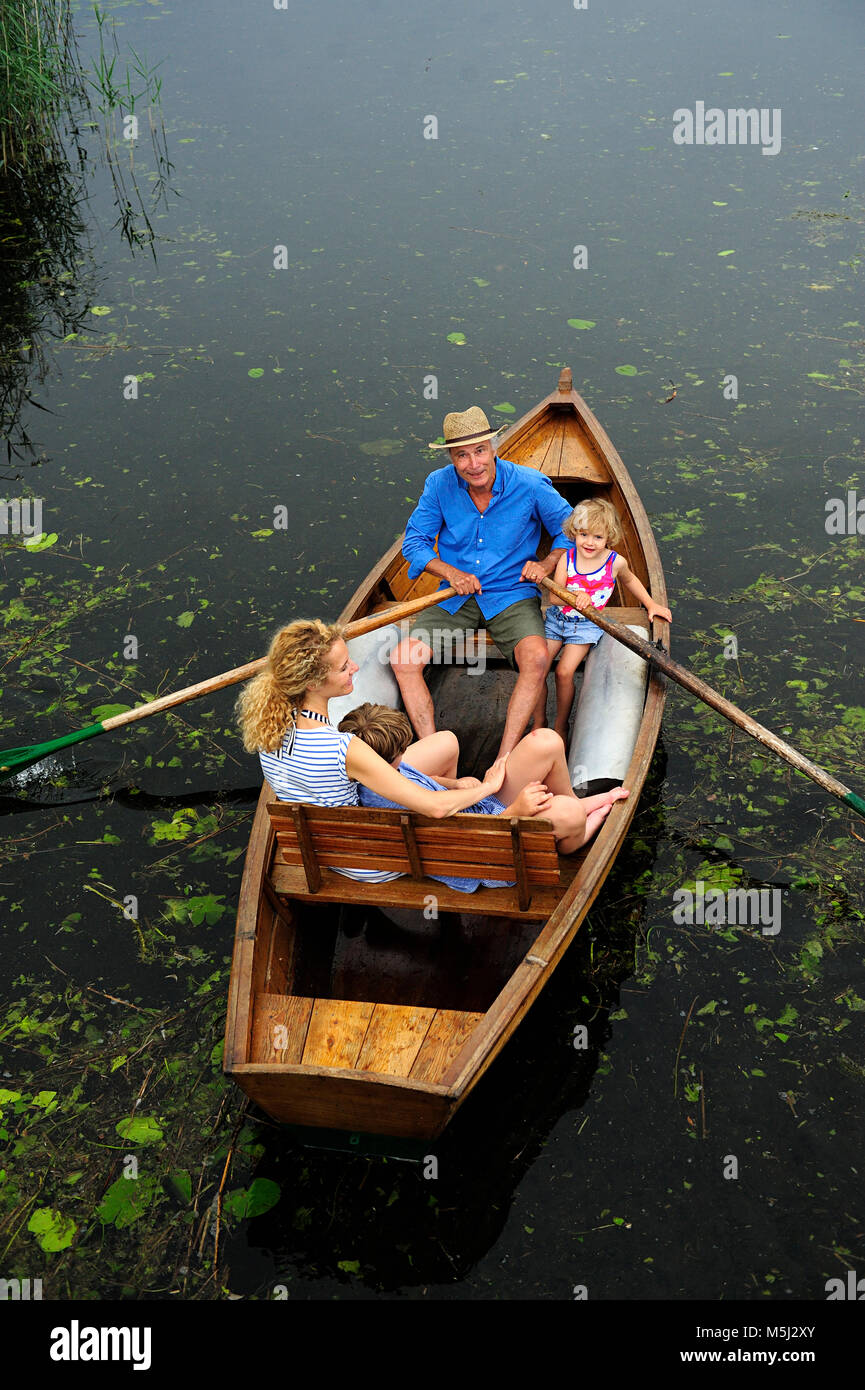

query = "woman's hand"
[481, 755, 508, 794]
[453, 775, 483, 790]
[507, 781, 554, 818]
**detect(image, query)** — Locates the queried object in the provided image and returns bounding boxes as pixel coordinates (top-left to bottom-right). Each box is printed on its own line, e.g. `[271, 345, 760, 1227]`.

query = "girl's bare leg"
[552, 643, 589, 740]
[531, 638, 562, 730]
[402, 730, 459, 779]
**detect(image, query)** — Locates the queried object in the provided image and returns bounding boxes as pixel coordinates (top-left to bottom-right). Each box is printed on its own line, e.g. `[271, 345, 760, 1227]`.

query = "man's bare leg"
[390, 635, 436, 740]
[495, 635, 551, 758]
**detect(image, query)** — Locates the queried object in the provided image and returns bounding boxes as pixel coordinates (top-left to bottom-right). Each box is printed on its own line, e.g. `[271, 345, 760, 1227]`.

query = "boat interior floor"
[426, 660, 582, 779]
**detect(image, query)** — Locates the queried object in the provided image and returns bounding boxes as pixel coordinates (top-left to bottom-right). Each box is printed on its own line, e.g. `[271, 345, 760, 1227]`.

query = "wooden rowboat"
[224, 367, 668, 1140]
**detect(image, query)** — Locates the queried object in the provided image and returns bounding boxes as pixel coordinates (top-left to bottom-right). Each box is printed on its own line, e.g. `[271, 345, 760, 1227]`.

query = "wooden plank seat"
[267, 803, 562, 914]
[251, 992, 484, 1082]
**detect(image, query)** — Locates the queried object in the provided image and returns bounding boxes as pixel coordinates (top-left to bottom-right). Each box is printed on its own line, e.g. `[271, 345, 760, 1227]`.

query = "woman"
[236, 620, 627, 880]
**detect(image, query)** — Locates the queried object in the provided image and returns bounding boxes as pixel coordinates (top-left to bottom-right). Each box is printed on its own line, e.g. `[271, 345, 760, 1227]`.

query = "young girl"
[532, 497, 672, 739]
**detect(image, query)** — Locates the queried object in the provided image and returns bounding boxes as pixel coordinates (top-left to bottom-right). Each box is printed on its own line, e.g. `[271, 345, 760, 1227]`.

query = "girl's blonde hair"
[338, 702, 413, 764]
[236, 618, 344, 754]
[563, 496, 622, 547]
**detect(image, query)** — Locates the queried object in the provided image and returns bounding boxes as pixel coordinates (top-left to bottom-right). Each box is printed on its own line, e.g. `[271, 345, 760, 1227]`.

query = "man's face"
[449, 439, 496, 490]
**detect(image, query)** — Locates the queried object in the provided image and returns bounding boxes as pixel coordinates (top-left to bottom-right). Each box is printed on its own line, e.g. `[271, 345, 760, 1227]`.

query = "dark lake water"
[1, 0, 862, 1308]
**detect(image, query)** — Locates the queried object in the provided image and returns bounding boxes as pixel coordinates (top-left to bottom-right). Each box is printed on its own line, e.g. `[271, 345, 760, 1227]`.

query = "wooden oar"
[541, 576, 865, 821]
[0, 587, 456, 781]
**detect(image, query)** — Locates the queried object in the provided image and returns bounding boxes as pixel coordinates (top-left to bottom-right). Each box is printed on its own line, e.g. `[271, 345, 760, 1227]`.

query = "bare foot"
[580, 802, 613, 845]
[581, 786, 629, 814]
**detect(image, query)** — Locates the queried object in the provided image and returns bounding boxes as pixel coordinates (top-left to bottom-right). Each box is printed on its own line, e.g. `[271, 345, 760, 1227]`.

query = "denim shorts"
[544, 605, 603, 647]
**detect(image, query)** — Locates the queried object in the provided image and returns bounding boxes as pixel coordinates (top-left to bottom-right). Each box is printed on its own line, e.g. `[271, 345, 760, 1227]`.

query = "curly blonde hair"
[236, 618, 345, 754]
[563, 496, 623, 548]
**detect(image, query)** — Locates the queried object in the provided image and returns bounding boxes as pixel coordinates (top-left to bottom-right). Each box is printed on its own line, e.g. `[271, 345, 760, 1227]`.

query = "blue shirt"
[402, 455, 572, 618]
[358, 761, 514, 893]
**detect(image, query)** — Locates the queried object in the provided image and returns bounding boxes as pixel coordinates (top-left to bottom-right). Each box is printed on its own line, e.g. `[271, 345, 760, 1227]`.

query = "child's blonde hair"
[236, 618, 344, 754]
[563, 495, 622, 547]
[338, 702, 413, 765]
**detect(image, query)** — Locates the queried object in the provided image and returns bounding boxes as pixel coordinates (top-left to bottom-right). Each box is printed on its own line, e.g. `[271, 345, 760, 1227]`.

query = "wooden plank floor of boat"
[250, 993, 484, 1084]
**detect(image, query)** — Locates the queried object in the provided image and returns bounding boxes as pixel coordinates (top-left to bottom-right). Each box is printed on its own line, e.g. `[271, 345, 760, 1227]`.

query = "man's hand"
[520, 559, 550, 585]
[446, 565, 482, 596]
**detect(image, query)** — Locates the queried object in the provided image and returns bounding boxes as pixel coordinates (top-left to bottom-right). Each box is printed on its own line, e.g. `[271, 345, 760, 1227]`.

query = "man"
[390, 405, 572, 759]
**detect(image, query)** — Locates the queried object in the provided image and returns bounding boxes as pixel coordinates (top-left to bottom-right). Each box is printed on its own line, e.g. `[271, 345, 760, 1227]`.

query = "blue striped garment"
[259, 725, 402, 883]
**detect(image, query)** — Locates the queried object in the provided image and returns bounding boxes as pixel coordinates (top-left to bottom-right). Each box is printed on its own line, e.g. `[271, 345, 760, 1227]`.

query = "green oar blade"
[0, 722, 107, 780]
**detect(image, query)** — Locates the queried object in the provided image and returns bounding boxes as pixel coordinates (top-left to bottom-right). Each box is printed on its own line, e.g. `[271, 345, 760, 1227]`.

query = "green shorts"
[409, 596, 545, 669]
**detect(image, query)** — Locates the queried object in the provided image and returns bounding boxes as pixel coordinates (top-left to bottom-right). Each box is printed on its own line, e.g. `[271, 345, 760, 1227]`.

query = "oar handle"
[100, 587, 457, 732]
[541, 577, 865, 817]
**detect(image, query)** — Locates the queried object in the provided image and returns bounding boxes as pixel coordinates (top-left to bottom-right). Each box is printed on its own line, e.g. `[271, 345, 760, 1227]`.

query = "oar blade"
[0, 723, 107, 782]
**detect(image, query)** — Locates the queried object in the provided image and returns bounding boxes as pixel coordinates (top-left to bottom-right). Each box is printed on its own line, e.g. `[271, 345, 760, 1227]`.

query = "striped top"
[259, 723, 402, 883]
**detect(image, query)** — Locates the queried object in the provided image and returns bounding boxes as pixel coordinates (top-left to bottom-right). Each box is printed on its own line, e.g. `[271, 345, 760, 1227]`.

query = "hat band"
[443, 428, 493, 446]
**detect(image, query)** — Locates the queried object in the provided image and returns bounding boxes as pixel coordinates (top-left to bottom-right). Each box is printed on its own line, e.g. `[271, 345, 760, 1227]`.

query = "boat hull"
[224, 369, 668, 1138]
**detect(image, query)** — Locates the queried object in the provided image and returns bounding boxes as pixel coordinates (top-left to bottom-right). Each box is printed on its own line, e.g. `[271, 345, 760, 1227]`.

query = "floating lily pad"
[247, 367, 265, 378]
[90, 305, 113, 316]
[223, 1177, 280, 1219]
[493, 402, 515, 413]
[615, 365, 638, 376]
[23, 533, 58, 551]
[472, 278, 490, 287]
[717, 249, 736, 257]
[97, 1174, 160, 1228]
[115, 1115, 164, 1146]
[359, 439, 404, 457]
[27, 1207, 77, 1251]
[446, 332, 466, 345]
[92, 703, 132, 721]
[176, 611, 195, 627]
[568, 319, 596, 330]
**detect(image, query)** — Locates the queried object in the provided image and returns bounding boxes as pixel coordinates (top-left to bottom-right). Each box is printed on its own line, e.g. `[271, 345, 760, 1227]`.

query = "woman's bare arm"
[346, 737, 506, 817]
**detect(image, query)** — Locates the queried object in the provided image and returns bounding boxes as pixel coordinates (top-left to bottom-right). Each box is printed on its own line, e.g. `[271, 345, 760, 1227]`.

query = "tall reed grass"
[0, 0, 79, 169]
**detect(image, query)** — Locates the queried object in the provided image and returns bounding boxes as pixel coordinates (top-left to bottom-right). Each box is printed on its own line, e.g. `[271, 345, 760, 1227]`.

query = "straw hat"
[429, 406, 498, 450]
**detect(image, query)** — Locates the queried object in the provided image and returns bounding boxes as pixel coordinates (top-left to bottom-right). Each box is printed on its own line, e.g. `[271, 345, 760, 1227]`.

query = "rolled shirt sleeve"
[403, 474, 444, 581]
